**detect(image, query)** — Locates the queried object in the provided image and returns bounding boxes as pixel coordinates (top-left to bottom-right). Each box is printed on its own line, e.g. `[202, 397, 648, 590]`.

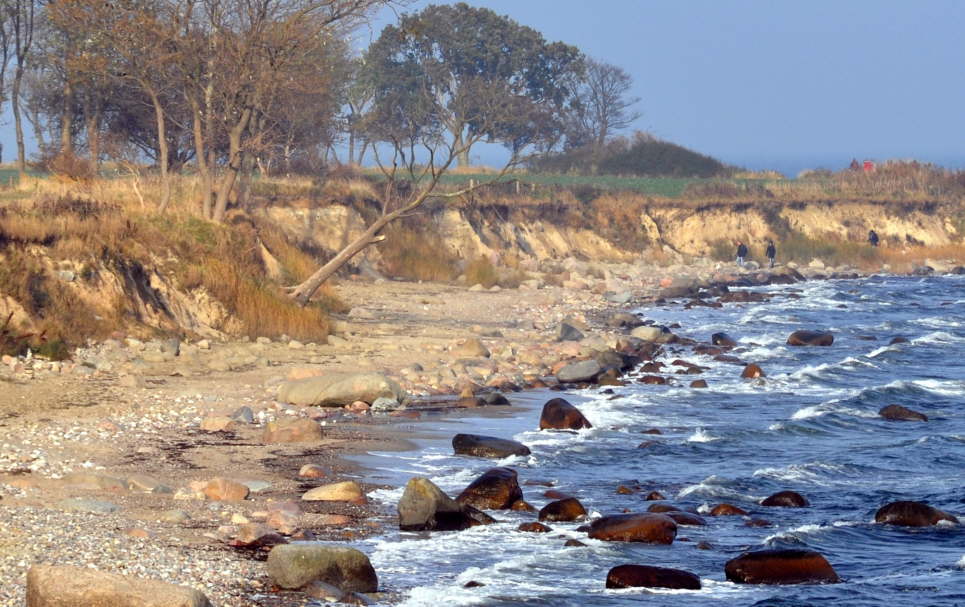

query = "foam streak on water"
[348, 275, 965, 606]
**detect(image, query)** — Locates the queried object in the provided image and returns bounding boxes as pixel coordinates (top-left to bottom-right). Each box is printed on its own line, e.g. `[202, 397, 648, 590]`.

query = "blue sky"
[360, 0, 965, 175]
[3, 0, 963, 176]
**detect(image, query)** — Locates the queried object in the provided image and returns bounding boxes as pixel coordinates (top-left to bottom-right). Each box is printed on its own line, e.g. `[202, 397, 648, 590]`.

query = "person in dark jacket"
[765, 239, 776, 268]
[868, 230, 879, 247]
[736, 241, 748, 267]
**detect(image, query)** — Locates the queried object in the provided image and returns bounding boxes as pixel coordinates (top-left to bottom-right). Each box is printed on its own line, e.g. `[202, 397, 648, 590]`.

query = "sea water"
[351, 274, 965, 606]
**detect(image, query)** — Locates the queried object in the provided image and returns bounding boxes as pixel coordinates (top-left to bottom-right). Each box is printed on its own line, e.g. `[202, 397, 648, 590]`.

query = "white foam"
[913, 331, 965, 345]
[764, 523, 826, 543]
[867, 345, 897, 358]
[687, 428, 720, 442]
[957, 555, 965, 569]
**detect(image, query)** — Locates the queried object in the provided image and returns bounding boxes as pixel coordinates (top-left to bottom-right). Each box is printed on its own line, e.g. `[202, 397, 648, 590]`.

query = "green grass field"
[433, 173, 793, 198]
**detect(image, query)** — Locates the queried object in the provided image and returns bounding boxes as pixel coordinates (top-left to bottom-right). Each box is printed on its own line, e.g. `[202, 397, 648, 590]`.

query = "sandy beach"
[0, 259, 679, 606]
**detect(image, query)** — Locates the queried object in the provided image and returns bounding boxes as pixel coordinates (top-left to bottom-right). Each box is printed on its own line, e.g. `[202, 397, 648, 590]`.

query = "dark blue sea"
[353, 274, 965, 606]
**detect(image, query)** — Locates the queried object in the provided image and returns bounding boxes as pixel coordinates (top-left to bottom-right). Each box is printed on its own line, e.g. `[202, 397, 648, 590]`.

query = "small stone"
[302, 481, 365, 503]
[299, 464, 327, 479]
[204, 478, 250, 501]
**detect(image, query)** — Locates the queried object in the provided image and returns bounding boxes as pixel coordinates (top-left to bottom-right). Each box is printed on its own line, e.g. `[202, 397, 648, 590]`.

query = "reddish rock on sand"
[875, 500, 959, 526]
[538, 497, 587, 522]
[606, 564, 701, 590]
[761, 490, 809, 507]
[725, 549, 840, 585]
[587, 513, 677, 544]
[538, 398, 593, 430]
[456, 467, 523, 510]
[786, 330, 834, 346]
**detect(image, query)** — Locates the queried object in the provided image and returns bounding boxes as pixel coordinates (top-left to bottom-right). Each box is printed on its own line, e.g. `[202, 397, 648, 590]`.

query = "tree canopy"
[363, 2, 584, 165]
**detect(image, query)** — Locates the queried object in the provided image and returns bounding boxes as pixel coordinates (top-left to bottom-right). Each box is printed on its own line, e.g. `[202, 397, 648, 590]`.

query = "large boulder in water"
[605, 564, 701, 590]
[587, 513, 677, 544]
[452, 434, 530, 458]
[761, 490, 809, 507]
[538, 497, 587, 522]
[26, 565, 213, 607]
[711, 332, 738, 347]
[539, 398, 592, 430]
[277, 373, 405, 407]
[397, 477, 493, 531]
[874, 500, 959, 526]
[786, 331, 834, 346]
[266, 544, 378, 592]
[879, 404, 928, 422]
[741, 363, 766, 379]
[456, 467, 523, 510]
[724, 549, 840, 585]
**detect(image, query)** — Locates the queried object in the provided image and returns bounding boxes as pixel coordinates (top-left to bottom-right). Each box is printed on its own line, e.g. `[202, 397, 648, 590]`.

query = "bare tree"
[287, 57, 565, 305]
[4, 0, 37, 177]
[569, 58, 641, 168]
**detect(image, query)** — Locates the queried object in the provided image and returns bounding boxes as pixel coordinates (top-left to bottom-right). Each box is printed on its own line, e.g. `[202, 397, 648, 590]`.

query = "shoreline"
[0, 261, 918, 605]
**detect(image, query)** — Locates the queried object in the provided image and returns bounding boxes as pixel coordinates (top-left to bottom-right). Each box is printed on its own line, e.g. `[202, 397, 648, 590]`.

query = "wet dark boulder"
[874, 501, 959, 526]
[398, 477, 493, 532]
[724, 549, 840, 585]
[538, 398, 592, 430]
[640, 362, 664, 373]
[539, 497, 587, 522]
[456, 467, 523, 510]
[452, 434, 531, 458]
[518, 522, 552, 533]
[638, 375, 667, 385]
[646, 503, 678, 513]
[712, 333, 738, 347]
[605, 564, 701, 590]
[761, 490, 809, 507]
[587, 513, 677, 544]
[787, 330, 834, 346]
[889, 336, 910, 344]
[690, 379, 709, 388]
[741, 363, 766, 379]
[710, 503, 748, 516]
[644, 491, 665, 501]
[879, 404, 928, 422]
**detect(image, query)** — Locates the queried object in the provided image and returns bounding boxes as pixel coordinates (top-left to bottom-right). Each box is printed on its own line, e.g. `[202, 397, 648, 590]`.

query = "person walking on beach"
[765, 239, 776, 268]
[868, 229, 879, 247]
[736, 241, 748, 267]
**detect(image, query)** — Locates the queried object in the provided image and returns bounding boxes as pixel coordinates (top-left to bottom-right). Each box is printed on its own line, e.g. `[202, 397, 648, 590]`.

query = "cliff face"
[262, 198, 963, 266]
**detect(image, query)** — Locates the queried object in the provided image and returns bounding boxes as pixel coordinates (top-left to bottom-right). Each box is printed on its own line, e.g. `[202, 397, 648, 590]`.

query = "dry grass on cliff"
[0, 194, 340, 348]
[377, 224, 459, 282]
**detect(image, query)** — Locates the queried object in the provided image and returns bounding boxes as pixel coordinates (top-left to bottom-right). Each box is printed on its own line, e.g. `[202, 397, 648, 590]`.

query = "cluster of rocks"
[380, 395, 958, 593]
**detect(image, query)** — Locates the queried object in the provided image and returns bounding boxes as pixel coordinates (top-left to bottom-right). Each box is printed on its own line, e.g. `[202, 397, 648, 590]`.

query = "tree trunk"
[60, 78, 74, 155]
[147, 88, 171, 211]
[211, 107, 251, 222]
[452, 127, 470, 167]
[290, 217, 389, 306]
[85, 102, 101, 169]
[357, 141, 369, 165]
[12, 63, 27, 177]
[189, 97, 213, 218]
